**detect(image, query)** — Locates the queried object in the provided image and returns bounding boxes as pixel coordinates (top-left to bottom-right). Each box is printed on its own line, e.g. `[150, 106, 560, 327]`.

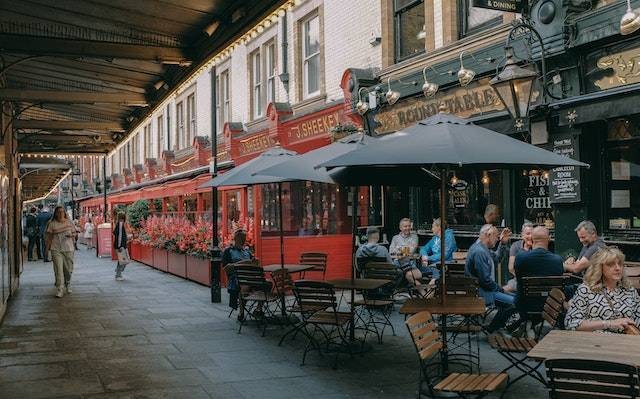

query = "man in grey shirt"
[564, 220, 606, 275]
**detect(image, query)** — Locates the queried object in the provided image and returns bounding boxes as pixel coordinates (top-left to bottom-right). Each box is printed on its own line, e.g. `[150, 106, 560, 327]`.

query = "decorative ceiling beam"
[0, 89, 147, 105]
[0, 34, 191, 62]
[14, 119, 124, 131]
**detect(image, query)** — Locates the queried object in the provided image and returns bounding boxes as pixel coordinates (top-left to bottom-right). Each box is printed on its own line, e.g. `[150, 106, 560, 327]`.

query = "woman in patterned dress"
[565, 246, 640, 333]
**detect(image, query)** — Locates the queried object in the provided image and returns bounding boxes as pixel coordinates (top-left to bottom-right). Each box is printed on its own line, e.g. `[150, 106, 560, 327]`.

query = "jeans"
[479, 288, 515, 307]
[115, 248, 129, 277]
[51, 250, 74, 288]
[419, 265, 441, 280]
[27, 236, 38, 260]
[39, 233, 49, 260]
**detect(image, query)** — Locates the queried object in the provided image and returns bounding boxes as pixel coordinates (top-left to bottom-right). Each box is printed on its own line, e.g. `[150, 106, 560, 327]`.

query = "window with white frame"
[186, 93, 196, 145]
[266, 41, 277, 105]
[459, 0, 502, 38]
[216, 70, 230, 135]
[144, 123, 151, 160]
[176, 101, 184, 150]
[157, 115, 164, 158]
[302, 14, 321, 99]
[251, 50, 263, 119]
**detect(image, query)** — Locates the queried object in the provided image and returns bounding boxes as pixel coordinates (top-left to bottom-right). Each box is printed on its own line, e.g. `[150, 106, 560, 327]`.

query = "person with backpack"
[25, 207, 40, 261]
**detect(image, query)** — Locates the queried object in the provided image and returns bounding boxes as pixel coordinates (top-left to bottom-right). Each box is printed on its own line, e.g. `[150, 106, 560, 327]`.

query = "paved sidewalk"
[0, 247, 547, 398]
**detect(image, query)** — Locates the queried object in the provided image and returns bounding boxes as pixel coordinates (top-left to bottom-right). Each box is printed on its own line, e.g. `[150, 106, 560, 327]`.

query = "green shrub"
[126, 200, 149, 229]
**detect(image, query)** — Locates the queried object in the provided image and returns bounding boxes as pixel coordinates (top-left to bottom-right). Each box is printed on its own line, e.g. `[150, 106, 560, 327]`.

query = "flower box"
[129, 242, 142, 262]
[167, 252, 187, 277]
[139, 245, 153, 266]
[186, 255, 211, 286]
[152, 247, 168, 272]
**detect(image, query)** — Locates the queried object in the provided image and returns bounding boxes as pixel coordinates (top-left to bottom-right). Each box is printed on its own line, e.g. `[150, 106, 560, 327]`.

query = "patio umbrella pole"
[439, 166, 447, 306]
[351, 186, 358, 283]
[278, 182, 287, 318]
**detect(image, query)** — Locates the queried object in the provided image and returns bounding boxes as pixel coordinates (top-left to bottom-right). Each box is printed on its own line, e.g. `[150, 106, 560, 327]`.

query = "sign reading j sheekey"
[374, 79, 504, 134]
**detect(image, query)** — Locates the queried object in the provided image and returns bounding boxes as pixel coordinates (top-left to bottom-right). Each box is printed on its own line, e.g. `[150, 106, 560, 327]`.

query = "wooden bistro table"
[400, 296, 486, 374]
[528, 330, 640, 367]
[327, 278, 389, 342]
[262, 264, 316, 318]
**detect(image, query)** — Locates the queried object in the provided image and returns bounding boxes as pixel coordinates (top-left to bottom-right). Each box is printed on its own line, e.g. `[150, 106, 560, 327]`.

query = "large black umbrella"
[198, 147, 298, 275]
[317, 113, 589, 304]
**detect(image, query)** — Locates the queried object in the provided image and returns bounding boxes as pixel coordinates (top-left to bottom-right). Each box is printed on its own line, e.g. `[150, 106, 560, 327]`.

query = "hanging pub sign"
[472, 0, 526, 13]
[549, 134, 581, 204]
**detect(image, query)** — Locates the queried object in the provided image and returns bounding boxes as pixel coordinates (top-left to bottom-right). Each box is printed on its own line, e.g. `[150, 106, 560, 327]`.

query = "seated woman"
[565, 246, 640, 333]
[419, 218, 457, 280]
[221, 229, 253, 318]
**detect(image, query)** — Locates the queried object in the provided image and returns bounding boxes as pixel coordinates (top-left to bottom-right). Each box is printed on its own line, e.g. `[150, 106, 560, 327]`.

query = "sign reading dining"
[472, 0, 525, 13]
[375, 79, 504, 134]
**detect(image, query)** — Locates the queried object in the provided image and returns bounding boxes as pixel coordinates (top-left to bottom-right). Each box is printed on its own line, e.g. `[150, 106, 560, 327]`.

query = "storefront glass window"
[459, 0, 502, 38]
[444, 169, 504, 228]
[521, 169, 554, 229]
[394, 0, 425, 61]
[605, 119, 640, 231]
[261, 182, 350, 236]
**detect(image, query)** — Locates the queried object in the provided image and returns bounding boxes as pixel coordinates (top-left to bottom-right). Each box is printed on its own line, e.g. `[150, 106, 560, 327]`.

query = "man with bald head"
[514, 226, 564, 317]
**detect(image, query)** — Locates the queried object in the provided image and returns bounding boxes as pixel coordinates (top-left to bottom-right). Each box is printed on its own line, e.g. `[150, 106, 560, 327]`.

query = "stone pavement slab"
[0, 246, 548, 398]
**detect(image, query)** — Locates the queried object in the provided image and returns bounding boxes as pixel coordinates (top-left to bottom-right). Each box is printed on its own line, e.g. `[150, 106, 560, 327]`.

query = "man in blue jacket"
[465, 223, 514, 332]
[36, 205, 52, 262]
[419, 218, 457, 280]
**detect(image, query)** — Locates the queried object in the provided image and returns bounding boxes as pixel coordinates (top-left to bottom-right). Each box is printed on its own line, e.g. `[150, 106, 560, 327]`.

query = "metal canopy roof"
[0, 0, 286, 154]
[19, 158, 72, 202]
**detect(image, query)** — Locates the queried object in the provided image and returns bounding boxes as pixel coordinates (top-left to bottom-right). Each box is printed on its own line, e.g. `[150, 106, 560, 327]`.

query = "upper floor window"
[302, 14, 321, 99]
[394, 0, 425, 62]
[143, 123, 151, 160]
[459, 0, 502, 38]
[216, 70, 230, 135]
[187, 93, 196, 146]
[266, 41, 277, 105]
[176, 101, 184, 150]
[251, 50, 263, 119]
[157, 114, 164, 157]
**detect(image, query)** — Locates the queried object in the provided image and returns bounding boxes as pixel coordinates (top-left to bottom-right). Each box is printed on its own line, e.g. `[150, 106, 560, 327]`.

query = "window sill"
[292, 94, 327, 114]
[246, 116, 268, 130]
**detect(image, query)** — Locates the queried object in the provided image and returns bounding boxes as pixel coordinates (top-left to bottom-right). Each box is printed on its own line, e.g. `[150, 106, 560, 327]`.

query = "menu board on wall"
[549, 134, 581, 203]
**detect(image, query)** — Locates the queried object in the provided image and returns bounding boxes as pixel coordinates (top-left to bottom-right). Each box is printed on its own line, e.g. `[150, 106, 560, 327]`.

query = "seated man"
[221, 229, 253, 318]
[503, 221, 534, 293]
[419, 218, 457, 280]
[465, 224, 514, 332]
[563, 220, 606, 275]
[514, 226, 564, 320]
[389, 218, 429, 296]
[356, 226, 393, 270]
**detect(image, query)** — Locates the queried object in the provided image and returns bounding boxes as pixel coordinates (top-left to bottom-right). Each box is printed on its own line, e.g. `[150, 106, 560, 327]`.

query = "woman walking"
[46, 206, 77, 298]
[113, 212, 130, 281]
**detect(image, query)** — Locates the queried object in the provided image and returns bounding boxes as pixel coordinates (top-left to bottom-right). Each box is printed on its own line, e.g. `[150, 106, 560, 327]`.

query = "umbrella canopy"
[199, 147, 298, 188]
[252, 133, 375, 184]
[318, 113, 589, 170]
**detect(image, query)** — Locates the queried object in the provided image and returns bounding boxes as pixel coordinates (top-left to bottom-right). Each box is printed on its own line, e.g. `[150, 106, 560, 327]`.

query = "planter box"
[186, 256, 211, 286]
[167, 252, 187, 277]
[152, 248, 168, 272]
[129, 242, 142, 262]
[139, 245, 153, 266]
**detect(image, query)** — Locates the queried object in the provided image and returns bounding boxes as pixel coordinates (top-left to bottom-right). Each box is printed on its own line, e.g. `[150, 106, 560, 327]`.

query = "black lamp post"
[489, 46, 538, 132]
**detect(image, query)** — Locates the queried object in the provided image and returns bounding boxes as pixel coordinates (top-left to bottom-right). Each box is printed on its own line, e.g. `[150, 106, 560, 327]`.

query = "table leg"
[349, 287, 355, 341]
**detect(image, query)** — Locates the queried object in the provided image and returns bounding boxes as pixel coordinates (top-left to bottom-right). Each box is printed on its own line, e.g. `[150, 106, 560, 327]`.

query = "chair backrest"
[405, 311, 443, 362]
[234, 265, 268, 290]
[436, 276, 479, 297]
[271, 268, 293, 297]
[546, 358, 639, 399]
[356, 256, 389, 273]
[293, 280, 336, 313]
[361, 261, 399, 282]
[445, 262, 466, 278]
[299, 252, 328, 277]
[522, 276, 567, 298]
[539, 288, 566, 339]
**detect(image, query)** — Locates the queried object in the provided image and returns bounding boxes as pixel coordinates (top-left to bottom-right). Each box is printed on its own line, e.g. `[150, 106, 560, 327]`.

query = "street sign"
[472, 0, 526, 13]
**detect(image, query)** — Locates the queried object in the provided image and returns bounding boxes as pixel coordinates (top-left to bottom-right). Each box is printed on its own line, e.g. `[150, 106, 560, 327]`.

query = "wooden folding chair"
[406, 311, 508, 398]
[293, 280, 352, 368]
[354, 261, 400, 343]
[520, 275, 568, 337]
[299, 252, 328, 280]
[546, 359, 639, 399]
[488, 288, 566, 397]
[235, 264, 278, 336]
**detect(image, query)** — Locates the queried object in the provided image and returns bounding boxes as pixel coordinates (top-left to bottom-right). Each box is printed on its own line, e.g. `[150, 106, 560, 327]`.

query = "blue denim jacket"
[222, 246, 252, 291]
[464, 239, 506, 293]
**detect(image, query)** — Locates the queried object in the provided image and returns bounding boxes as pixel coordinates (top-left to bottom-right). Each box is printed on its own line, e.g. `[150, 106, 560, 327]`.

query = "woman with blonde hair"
[46, 206, 77, 298]
[565, 246, 640, 333]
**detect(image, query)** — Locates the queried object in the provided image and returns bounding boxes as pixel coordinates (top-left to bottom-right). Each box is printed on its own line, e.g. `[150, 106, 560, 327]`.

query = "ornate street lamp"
[489, 46, 537, 131]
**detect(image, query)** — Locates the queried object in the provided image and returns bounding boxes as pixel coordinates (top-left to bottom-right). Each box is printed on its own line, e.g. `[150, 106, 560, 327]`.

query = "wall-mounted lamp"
[422, 67, 439, 97]
[385, 78, 400, 105]
[356, 87, 369, 115]
[481, 171, 490, 185]
[621, 0, 640, 35]
[203, 20, 220, 36]
[457, 52, 476, 87]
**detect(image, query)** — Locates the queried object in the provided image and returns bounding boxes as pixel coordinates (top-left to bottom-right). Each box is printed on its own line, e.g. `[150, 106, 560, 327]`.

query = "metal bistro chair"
[293, 280, 352, 368]
[406, 311, 508, 398]
[235, 264, 278, 336]
[224, 258, 260, 318]
[353, 261, 401, 343]
[488, 288, 566, 398]
[299, 252, 328, 280]
[545, 359, 639, 399]
[520, 275, 568, 338]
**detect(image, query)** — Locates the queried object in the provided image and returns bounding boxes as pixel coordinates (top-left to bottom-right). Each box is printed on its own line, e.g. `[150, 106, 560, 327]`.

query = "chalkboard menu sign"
[550, 134, 581, 203]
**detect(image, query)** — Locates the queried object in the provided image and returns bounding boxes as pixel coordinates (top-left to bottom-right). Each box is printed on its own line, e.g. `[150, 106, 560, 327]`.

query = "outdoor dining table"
[262, 264, 316, 318]
[327, 278, 389, 342]
[528, 330, 640, 367]
[400, 296, 486, 374]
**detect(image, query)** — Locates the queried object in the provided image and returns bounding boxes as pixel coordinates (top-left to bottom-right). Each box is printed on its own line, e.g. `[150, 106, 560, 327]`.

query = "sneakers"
[65, 285, 72, 294]
[115, 276, 124, 281]
[55, 289, 64, 298]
